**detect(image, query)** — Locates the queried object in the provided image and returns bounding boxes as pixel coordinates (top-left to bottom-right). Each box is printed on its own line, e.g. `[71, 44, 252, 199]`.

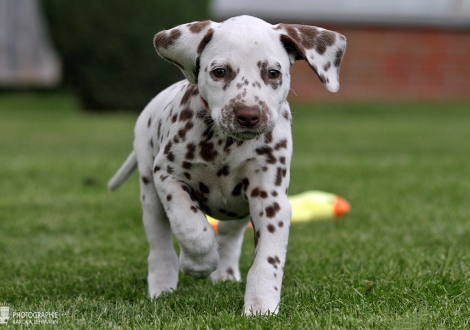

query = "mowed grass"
[0, 93, 469, 329]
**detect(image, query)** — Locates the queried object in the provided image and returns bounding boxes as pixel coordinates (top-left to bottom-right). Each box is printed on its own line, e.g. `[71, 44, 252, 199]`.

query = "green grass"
[0, 93, 469, 329]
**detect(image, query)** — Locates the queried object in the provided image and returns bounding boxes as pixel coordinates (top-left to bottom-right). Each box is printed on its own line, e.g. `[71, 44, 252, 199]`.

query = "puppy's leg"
[244, 194, 292, 316]
[210, 218, 250, 282]
[153, 177, 219, 279]
[140, 178, 179, 298]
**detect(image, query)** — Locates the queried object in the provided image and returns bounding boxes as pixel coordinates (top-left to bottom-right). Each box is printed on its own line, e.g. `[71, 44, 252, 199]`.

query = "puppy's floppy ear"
[154, 20, 219, 84]
[275, 24, 346, 92]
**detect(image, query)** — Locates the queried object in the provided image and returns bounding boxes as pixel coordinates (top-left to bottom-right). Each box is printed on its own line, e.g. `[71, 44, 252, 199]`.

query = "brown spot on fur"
[187, 21, 210, 34]
[267, 224, 276, 233]
[185, 143, 196, 160]
[265, 202, 281, 218]
[227, 267, 234, 275]
[260, 190, 268, 199]
[180, 85, 199, 106]
[167, 194, 172, 201]
[254, 230, 261, 247]
[232, 182, 243, 196]
[274, 139, 288, 150]
[153, 165, 161, 173]
[275, 167, 283, 186]
[182, 161, 192, 170]
[166, 165, 174, 174]
[315, 30, 336, 55]
[199, 141, 218, 161]
[197, 28, 214, 54]
[199, 182, 210, 194]
[334, 48, 344, 67]
[142, 176, 150, 184]
[190, 206, 198, 213]
[251, 187, 260, 197]
[217, 165, 230, 177]
[154, 29, 182, 49]
[184, 172, 191, 180]
[256, 146, 277, 164]
[278, 221, 284, 227]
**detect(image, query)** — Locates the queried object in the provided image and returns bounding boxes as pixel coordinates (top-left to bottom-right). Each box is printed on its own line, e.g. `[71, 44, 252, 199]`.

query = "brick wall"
[288, 26, 470, 102]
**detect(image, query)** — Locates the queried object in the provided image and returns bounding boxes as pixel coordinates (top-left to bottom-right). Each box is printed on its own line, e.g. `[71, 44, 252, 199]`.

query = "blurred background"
[1, 0, 469, 110]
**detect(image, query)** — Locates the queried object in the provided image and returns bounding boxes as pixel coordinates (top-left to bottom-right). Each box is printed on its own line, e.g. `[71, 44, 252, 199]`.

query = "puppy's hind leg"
[210, 218, 250, 283]
[140, 178, 179, 298]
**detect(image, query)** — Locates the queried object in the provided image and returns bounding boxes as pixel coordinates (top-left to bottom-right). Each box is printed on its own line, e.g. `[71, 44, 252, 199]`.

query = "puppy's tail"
[107, 151, 138, 191]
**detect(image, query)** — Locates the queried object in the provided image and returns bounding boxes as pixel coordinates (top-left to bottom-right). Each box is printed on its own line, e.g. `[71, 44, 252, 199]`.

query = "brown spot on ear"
[334, 48, 344, 67]
[315, 30, 336, 55]
[197, 28, 214, 54]
[187, 21, 211, 34]
[154, 29, 182, 49]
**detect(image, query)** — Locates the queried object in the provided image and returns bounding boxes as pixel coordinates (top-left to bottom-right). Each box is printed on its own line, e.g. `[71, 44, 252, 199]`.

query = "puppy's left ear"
[154, 20, 219, 84]
[275, 24, 346, 92]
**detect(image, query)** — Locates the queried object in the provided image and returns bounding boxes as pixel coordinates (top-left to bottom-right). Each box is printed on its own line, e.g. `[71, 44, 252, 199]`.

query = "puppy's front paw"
[180, 248, 219, 279]
[244, 295, 279, 316]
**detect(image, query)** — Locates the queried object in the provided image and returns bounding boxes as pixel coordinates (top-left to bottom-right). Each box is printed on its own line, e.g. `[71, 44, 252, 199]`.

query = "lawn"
[0, 93, 469, 329]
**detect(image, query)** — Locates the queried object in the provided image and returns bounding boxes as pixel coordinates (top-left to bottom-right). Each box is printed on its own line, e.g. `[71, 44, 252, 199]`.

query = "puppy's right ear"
[154, 21, 219, 85]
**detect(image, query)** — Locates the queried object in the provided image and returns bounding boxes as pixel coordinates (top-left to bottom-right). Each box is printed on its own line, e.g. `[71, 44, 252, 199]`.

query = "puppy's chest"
[155, 127, 259, 219]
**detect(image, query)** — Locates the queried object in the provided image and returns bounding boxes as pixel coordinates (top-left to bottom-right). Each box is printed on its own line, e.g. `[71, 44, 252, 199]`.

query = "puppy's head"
[154, 15, 346, 140]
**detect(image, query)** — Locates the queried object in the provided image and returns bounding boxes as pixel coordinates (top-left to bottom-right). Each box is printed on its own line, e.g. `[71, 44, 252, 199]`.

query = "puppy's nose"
[235, 106, 260, 127]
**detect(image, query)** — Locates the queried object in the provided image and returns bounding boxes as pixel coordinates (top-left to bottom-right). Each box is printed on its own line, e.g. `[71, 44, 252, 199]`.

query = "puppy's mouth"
[230, 130, 263, 141]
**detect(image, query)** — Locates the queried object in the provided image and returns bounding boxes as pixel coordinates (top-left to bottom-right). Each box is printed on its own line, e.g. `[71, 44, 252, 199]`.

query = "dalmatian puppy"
[108, 15, 346, 315]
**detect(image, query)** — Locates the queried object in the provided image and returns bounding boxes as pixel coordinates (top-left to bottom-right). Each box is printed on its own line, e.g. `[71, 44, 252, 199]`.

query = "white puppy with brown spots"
[108, 15, 346, 315]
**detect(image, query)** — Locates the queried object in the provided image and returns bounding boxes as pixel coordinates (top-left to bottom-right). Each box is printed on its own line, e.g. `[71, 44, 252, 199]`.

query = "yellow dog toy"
[207, 190, 351, 231]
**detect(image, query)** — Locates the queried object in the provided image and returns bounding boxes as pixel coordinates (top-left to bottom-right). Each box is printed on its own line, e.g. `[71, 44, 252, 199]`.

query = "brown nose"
[235, 106, 260, 128]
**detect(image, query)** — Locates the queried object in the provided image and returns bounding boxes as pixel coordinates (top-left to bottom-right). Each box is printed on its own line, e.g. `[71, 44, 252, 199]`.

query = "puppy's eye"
[268, 69, 280, 79]
[212, 68, 226, 78]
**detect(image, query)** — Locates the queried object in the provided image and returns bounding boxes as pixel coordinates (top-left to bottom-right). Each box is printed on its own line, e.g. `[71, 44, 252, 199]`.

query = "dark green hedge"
[42, 1, 210, 110]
